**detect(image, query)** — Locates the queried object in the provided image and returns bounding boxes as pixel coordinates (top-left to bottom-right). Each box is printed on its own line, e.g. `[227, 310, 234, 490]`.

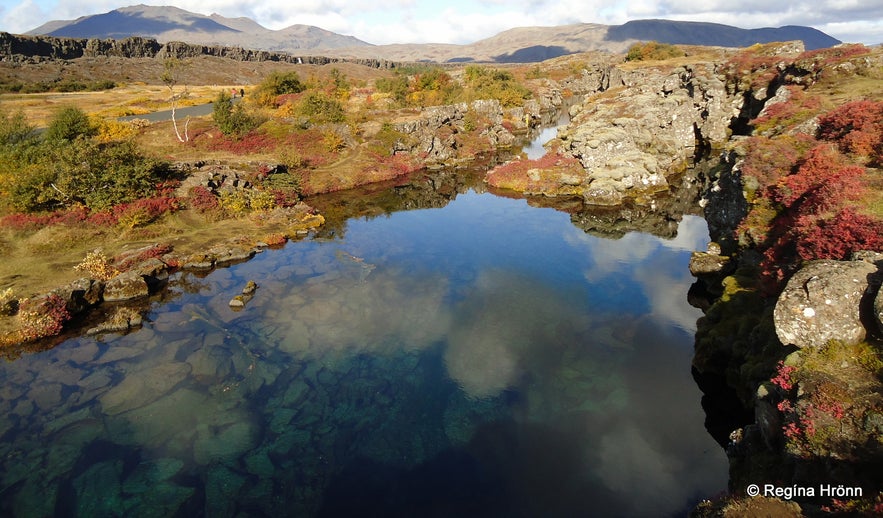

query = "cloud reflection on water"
[0, 189, 725, 516]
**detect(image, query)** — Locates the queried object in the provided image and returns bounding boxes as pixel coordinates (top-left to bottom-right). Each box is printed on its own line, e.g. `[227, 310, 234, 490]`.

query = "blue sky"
[1, 0, 881, 45]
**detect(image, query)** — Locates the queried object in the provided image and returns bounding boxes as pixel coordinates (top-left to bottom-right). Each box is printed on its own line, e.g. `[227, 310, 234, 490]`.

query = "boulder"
[773, 259, 878, 349]
[688, 251, 731, 277]
[54, 277, 104, 315]
[102, 271, 149, 302]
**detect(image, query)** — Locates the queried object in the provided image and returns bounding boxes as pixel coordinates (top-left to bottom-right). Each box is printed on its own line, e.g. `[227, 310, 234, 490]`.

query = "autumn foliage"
[737, 100, 883, 292]
[817, 100, 883, 164]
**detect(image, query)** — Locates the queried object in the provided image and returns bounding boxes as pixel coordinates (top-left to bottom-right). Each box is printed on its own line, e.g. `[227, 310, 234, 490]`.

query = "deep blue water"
[0, 189, 726, 517]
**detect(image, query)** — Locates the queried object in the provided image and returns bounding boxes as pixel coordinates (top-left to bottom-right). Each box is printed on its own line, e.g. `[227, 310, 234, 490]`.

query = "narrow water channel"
[0, 171, 727, 517]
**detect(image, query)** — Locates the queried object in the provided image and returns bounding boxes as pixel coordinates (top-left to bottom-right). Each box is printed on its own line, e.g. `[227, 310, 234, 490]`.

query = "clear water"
[0, 187, 726, 517]
[523, 126, 559, 159]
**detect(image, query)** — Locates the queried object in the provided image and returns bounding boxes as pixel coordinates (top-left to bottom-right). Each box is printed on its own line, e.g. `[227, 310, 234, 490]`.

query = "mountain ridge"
[25, 5, 842, 63]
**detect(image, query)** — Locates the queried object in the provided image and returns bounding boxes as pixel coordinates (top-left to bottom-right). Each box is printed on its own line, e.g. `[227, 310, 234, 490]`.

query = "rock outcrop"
[0, 32, 397, 68]
[773, 259, 878, 349]
[557, 63, 732, 205]
[393, 99, 520, 165]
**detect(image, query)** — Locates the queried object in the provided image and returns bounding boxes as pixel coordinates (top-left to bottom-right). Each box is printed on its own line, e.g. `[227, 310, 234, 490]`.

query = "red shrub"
[209, 131, 278, 155]
[795, 207, 883, 261]
[272, 189, 300, 208]
[1, 207, 92, 231]
[188, 186, 220, 213]
[284, 129, 334, 167]
[796, 44, 871, 69]
[18, 294, 70, 341]
[740, 135, 810, 188]
[771, 361, 797, 391]
[114, 196, 180, 221]
[86, 211, 119, 227]
[2, 212, 52, 231]
[817, 100, 883, 162]
[772, 144, 864, 212]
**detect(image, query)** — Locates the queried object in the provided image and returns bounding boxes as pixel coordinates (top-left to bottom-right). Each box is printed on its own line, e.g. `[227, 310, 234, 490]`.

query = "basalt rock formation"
[0, 32, 397, 69]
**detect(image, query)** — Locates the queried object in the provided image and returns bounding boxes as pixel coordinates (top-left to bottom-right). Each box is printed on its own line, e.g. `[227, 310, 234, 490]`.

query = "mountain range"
[26, 4, 842, 63]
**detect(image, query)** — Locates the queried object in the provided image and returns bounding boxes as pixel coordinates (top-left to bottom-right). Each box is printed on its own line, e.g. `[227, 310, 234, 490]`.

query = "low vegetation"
[736, 93, 883, 292]
[624, 41, 684, 62]
[0, 78, 117, 94]
[374, 64, 531, 108]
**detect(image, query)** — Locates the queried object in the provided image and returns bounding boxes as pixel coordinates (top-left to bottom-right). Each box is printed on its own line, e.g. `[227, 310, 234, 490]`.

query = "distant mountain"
[606, 20, 841, 51]
[26, 4, 371, 51]
[336, 21, 842, 63]
[26, 5, 842, 62]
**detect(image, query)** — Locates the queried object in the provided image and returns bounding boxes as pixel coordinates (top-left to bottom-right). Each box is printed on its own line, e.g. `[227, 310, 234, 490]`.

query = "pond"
[0, 174, 727, 517]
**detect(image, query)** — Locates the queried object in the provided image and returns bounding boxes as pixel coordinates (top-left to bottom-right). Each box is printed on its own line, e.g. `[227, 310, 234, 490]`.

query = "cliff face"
[0, 33, 396, 69]
[482, 52, 750, 207]
[557, 61, 735, 205]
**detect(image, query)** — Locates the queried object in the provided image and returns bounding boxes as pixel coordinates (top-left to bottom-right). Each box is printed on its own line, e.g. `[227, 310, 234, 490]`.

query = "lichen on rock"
[773, 259, 878, 349]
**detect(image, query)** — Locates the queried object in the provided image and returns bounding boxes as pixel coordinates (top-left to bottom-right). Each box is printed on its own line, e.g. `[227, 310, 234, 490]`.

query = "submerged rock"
[99, 362, 192, 415]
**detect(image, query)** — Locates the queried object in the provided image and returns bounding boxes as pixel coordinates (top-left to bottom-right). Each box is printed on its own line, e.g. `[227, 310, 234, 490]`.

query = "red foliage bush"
[724, 49, 781, 88]
[284, 129, 334, 167]
[188, 186, 220, 213]
[113, 196, 180, 224]
[795, 207, 883, 261]
[208, 131, 278, 155]
[771, 361, 797, 391]
[1, 206, 92, 230]
[745, 141, 882, 292]
[771, 144, 864, 212]
[796, 44, 871, 69]
[2, 197, 180, 231]
[817, 100, 883, 163]
[86, 211, 119, 227]
[18, 294, 71, 341]
[272, 189, 300, 208]
[740, 135, 809, 189]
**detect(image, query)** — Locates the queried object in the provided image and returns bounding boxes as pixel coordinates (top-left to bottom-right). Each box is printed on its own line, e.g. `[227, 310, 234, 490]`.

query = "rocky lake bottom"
[0, 185, 727, 517]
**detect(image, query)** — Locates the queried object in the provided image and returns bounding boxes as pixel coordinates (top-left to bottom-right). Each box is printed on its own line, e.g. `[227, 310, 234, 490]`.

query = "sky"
[0, 0, 881, 46]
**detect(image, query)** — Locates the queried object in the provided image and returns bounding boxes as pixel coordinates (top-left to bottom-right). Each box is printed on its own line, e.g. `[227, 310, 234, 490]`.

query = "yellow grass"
[0, 84, 241, 127]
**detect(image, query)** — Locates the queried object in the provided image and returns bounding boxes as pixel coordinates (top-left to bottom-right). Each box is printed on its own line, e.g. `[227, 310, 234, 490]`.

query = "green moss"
[800, 340, 883, 377]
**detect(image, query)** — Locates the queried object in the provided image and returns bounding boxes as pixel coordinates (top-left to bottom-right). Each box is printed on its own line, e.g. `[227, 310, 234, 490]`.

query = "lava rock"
[774, 259, 877, 349]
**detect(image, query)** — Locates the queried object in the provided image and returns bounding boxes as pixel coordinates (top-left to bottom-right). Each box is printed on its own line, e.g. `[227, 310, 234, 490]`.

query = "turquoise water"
[0, 187, 726, 517]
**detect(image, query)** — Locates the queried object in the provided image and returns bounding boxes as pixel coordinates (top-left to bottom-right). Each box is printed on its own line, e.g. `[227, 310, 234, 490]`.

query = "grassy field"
[0, 84, 234, 127]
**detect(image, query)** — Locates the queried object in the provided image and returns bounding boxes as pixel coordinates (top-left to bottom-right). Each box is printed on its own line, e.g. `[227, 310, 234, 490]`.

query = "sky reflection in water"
[0, 189, 726, 517]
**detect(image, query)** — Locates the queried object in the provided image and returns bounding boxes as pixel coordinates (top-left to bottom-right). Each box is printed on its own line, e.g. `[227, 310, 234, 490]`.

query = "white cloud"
[2, 0, 49, 33]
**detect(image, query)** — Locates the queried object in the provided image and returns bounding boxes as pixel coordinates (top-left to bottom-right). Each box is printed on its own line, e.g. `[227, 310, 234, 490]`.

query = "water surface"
[0, 186, 726, 517]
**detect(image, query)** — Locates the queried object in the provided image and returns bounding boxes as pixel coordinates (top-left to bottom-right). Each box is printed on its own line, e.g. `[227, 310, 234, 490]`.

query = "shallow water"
[0, 186, 726, 517]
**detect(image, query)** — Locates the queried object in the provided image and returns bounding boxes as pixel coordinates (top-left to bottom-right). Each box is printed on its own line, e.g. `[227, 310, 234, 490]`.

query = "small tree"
[161, 58, 191, 142]
[212, 90, 259, 137]
[44, 106, 95, 143]
[0, 109, 37, 146]
[252, 71, 306, 107]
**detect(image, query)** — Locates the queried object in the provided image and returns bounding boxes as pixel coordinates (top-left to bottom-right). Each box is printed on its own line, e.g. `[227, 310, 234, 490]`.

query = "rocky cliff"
[484, 52, 743, 206]
[687, 44, 883, 515]
[0, 33, 396, 69]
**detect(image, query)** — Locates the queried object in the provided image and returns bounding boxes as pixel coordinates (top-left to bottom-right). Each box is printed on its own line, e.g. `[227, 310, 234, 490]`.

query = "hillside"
[606, 19, 840, 50]
[23, 5, 841, 63]
[28, 4, 371, 51]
